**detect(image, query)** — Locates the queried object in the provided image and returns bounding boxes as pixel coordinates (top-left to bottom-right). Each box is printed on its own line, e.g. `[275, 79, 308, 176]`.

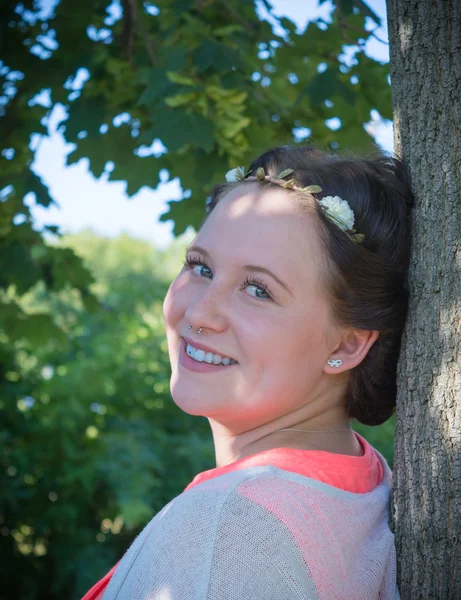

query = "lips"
[182, 335, 237, 362]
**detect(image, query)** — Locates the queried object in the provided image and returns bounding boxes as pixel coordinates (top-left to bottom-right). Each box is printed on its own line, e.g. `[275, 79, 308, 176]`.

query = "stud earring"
[327, 359, 343, 367]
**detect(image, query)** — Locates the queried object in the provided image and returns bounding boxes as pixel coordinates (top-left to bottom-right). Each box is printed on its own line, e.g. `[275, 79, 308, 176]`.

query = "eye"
[242, 276, 272, 300]
[182, 254, 212, 278]
[183, 254, 273, 301]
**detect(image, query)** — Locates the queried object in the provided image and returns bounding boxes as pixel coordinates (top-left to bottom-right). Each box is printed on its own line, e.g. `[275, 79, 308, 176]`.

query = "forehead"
[196, 184, 324, 281]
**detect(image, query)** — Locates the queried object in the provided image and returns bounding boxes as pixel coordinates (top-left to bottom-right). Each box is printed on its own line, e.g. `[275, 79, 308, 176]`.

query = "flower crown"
[225, 166, 365, 244]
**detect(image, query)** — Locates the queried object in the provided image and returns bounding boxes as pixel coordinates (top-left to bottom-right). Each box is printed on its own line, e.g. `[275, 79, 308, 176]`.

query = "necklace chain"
[223, 426, 353, 466]
[189, 327, 351, 466]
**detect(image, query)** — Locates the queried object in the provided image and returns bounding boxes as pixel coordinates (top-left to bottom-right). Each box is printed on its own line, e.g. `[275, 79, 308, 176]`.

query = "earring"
[327, 359, 343, 367]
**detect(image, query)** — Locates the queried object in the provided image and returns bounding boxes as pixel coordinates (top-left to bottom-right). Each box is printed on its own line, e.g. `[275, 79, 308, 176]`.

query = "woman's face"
[162, 183, 344, 433]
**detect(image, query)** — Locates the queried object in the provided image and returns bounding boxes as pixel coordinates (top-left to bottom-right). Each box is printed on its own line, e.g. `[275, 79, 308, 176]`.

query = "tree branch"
[121, 0, 134, 64]
[334, 1, 387, 47]
[126, 0, 156, 67]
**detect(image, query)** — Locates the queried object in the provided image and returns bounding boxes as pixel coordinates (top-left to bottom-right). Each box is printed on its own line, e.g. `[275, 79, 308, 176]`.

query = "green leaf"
[43, 225, 62, 235]
[0, 242, 41, 293]
[278, 17, 298, 36]
[213, 24, 245, 37]
[138, 68, 172, 106]
[256, 167, 266, 180]
[67, 125, 138, 179]
[351, 53, 392, 119]
[25, 171, 55, 208]
[352, 0, 382, 26]
[109, 154, 170, 197]
[337, 0, 355, 16]
[164, 92, 197, 108]
[151, 110, 214, 152]
[193, 40, 236, 73]
[47, 246, 95, 291]
[0, 303, 68, 347]
[276, 168, 294, 179]
[64, 98, 108, 141]
[220, 72, 242, 89]
[303, 185, 323, 193]
[221, 117, 251, 139]
[166, 71, 196, 86]
[159, 196, 206, 235]
[159, 45, 187, 72]
[304, 68, 356, 108]
[226, 91, 248, 105]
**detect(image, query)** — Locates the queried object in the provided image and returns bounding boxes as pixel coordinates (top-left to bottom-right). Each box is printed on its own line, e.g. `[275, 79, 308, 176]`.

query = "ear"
[323, 329, 379, 374]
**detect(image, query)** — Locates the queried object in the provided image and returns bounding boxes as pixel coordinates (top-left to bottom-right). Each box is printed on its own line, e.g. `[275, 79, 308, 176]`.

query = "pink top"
[81, 431, 384, 600]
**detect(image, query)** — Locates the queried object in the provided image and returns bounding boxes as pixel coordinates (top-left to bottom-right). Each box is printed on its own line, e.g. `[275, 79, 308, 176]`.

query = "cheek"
[162, 278, 184, 328]
[243, 319, 291, 373]
[267, 317, 327, 369]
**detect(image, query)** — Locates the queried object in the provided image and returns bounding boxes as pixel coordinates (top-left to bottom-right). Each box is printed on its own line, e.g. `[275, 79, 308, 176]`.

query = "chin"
[169, 376, 226, 418]
[169, 377, 209, 416]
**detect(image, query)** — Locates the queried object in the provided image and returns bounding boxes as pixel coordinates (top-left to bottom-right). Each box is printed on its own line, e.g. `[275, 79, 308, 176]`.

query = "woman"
[82, 145, 413, 599]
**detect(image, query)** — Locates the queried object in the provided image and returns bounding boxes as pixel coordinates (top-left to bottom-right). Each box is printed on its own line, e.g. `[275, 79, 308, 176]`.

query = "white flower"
[225, 166, 245, 182]
[318, 195, 355, 231]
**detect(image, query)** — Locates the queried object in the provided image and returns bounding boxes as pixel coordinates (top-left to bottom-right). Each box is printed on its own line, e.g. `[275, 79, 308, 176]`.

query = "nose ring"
[187, 325, 202, 334]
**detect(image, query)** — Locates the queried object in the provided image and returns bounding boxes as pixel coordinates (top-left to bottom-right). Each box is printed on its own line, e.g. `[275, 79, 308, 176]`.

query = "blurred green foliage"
[2, 231, 216, 599]
[354, 416, 396, 469]
[1, 0, 395, 597]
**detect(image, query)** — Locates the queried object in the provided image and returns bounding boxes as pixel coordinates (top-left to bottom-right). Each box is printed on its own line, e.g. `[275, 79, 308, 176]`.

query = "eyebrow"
[186, 245, 293, 296]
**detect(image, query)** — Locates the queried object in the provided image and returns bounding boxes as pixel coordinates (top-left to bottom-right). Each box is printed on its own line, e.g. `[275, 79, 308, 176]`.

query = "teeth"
[194, 349, 206, 361]
[186, 343, 236, 366]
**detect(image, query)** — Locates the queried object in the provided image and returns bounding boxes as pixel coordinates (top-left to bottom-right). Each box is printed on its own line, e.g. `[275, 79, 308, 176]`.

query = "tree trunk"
[386, 0, 461, 597]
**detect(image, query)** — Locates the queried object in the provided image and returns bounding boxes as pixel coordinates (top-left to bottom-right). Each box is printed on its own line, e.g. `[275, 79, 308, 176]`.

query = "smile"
[186, 342, 237, 366]
[179, 338, 239, 373]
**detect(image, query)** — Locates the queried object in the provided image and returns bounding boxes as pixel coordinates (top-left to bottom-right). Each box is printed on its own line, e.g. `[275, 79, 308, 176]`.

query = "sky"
[30, 0, 391, 250]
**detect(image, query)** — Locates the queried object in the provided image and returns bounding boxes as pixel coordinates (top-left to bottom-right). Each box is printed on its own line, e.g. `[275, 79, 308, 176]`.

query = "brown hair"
[200, 145, 414, 426]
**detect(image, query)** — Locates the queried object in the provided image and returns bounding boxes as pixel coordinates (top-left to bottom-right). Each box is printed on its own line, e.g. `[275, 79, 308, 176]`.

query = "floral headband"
[225, 166, 365, 244]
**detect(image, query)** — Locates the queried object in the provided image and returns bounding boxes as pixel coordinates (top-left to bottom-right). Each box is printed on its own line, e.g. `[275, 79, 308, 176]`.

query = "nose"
[184, 284, 227, 333]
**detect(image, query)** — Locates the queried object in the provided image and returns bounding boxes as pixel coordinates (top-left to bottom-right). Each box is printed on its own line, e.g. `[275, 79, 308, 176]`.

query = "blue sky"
[30, 0, 391, 250]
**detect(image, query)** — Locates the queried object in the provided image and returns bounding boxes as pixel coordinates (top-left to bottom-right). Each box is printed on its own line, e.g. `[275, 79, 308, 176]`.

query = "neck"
[211, 413, 355, 468]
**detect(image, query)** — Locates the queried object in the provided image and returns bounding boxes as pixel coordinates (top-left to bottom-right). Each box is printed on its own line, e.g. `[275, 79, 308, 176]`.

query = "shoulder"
[181, 462, 391, 517]
[103, 467, 393, 600]
[185, 461, 391, 503]
[104, 468, 319, 599]
[174, 467, 320, 599]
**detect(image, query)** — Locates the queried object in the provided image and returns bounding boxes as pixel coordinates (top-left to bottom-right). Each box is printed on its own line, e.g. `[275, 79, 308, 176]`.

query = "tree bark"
[386, 0, 461, 597]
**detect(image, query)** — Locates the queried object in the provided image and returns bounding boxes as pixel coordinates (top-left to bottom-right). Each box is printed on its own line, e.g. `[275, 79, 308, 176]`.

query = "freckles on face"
[162, 184, 337, 424]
